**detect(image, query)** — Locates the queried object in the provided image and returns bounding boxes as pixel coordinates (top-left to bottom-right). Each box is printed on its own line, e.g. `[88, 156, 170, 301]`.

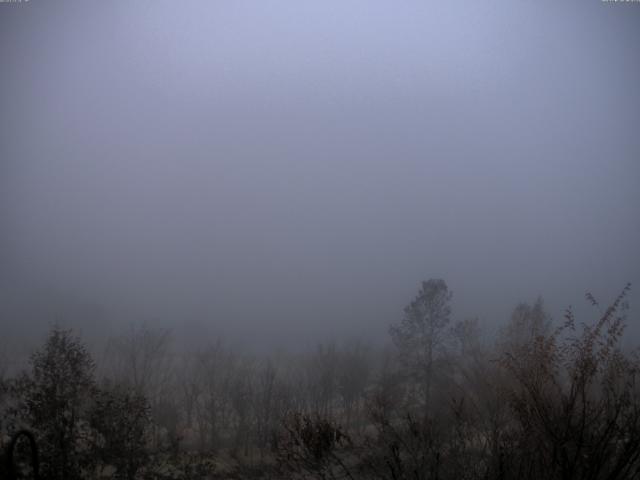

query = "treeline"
[1, 280, 639, 479]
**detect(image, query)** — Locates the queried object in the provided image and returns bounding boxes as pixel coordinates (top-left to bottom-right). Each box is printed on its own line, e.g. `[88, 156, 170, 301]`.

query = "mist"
[1, 1, 639, 346]
[2, 2, 640, 479]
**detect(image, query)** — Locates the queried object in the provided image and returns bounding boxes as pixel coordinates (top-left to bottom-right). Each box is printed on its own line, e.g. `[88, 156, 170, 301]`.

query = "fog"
[1, 0, 639, 350]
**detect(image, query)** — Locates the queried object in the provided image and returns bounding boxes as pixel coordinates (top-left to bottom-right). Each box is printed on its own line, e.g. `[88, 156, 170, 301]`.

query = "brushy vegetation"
[1, 280, 638, 479]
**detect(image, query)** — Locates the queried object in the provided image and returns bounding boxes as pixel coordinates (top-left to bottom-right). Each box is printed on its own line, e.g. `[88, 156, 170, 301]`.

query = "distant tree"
[307, 344, 339, 419]
[368, 349, 406, 428]
[104, 324, 174, 449]
[0, 349, 7, 383]
[105, 324, 173, 399]
[498, 296, 550, 356]
[450, 317, 482, 358]
[0, 349, 8, 436]
[0, 358, 9, 479]
[178, 353, 201, 432]
[229, 358, 254, 457]
[152, 398, 182, 456]
[192, 343, 236, 452]
[253, 360, 289, 457]
[11, 327, 96, 480]
[389, 279, 453, 413]
[337, 342, 370, 431]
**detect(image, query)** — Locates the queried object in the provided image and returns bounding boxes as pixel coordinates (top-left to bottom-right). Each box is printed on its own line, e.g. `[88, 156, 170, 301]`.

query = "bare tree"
[104, 324, 175, 449]
[389, 279, 452, 414]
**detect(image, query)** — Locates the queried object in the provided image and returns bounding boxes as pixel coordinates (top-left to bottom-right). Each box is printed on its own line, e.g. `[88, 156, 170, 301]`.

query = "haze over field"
[2, 3, 640, 480]
[1, 0, 639, 350]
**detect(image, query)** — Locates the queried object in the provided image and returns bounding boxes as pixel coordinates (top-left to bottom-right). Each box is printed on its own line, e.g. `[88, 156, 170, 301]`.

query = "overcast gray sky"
[1, 0, 639, 349]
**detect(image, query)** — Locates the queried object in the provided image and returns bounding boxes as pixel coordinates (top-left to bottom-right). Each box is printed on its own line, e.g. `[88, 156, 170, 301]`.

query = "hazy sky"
[1, 1, 639, 349]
